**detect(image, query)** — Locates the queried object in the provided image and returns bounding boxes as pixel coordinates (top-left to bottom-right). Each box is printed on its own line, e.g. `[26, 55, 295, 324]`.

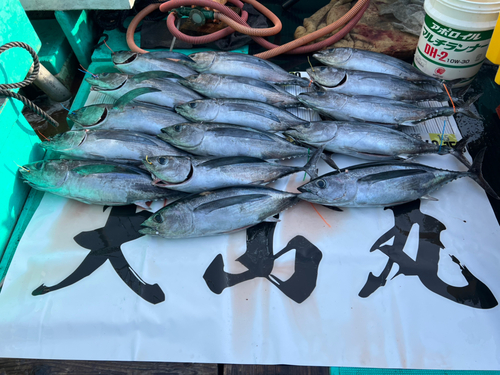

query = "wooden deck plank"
[0, 359, 218, 375]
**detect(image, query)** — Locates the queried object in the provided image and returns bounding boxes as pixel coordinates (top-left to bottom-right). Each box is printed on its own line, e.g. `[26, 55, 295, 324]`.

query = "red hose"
[166, 8, 249, 44]
[126, 0, 370, 59]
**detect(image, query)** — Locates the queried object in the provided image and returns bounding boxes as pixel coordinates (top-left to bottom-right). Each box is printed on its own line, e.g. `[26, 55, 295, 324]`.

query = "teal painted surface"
[331, 368, 500, 374]
[0, 0, 43, 261]
[31, 19, 72, 75]
[55, 10, 96, 68]
[0, 189, 44, 286]
[92, 28, 249, 62]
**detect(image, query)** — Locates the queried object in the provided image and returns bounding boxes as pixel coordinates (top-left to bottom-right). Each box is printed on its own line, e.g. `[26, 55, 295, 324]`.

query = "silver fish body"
[158, 123, 311, 160]
[180, 74, 300, 108]
[183, 51, 310, 86]
[307, 66, 449, 101]
[298, 162, 468, 207]
[112, 51, 198, 77]
[142, 155, 307, 193]
[19, 159, 186, 205]
[139, 186, 299, 238]
[284, 121, 451, 161]
[175, 98, 305, 132]
[86, 72, 202, 110]
[41, 130, 188, 163]
[313, 48, 441, 83]
[298, 92, 463, 126]
[70, 104, 188, 135]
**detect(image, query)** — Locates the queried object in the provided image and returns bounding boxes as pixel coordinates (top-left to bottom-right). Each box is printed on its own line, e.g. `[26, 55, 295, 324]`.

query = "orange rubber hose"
[126, 3, 160, 53]
[215, 0, 281, 37]
[254, 0, 370, 60]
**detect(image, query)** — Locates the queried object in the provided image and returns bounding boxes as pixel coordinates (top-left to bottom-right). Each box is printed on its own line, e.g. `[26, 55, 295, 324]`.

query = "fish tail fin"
[456, 93, 484, 120]
[441, 135, 472, 168]
[468, 148, 500, 199]
[302, 144, 326, 180]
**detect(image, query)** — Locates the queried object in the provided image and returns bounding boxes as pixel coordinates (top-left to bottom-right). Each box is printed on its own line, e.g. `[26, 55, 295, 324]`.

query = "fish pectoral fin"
[421, 194, 439, 201]
[263, 216, 280, 222]
[132, 71, 184, 82]
[227, 103, 280, 123]
[194, 194, 269, 214]
[113, 88, 161, 110]
[357, 169, 428, 184]
[323, 205, 343, 212]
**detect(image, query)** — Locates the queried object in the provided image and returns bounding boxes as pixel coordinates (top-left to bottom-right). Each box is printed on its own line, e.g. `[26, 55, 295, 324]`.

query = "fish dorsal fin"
[194, 194, 268, 214]
[226, 76, 280, 92]
[72, 163, 144, 176]
[227, 103, 280, 122]
[198, 156, 266, 169]
[210, 127, 275, 142]
[113, 87, 161, 110]
[145, 51, 194, 63]
[357, 169, 428, 183]
[132, 71, 184, 83]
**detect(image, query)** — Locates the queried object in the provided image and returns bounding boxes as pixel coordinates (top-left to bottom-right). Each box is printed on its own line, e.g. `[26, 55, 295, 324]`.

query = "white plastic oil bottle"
[414, 0, 500, 86]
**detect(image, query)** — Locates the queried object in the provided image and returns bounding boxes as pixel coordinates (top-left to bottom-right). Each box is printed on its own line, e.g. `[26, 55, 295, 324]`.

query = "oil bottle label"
[414, 15, 493, 86]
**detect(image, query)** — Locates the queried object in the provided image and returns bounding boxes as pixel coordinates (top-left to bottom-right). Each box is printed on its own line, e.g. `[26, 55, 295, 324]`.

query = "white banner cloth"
[0, 151, 499, 369]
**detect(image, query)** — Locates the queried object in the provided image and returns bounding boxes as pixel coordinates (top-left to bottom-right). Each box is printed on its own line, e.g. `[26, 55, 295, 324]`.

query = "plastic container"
[414, 0, 500, 86]
[486, 13, 500, 83]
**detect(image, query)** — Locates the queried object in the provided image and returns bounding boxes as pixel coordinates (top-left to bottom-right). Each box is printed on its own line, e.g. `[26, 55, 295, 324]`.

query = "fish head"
[185, 51, 216, 71]
[19, 160, 69, 191]
[69, 105, 109, 130]
[298, 91, 346, 109]
[86, 72, 128, 91]
[112, 51, 138, 66]
[313, 48, 353, 66]
[142, 155, 192, 184]
[284, 121, 338, 143]
[179, 74, 216, 93]
[158, 123, 205, 149]
[175, 100, 218, 121]
[307, 66, 346, 87]
[297, 175, 348, 204]
[39, 130, 87, 152]
[139, 203, 194, 237]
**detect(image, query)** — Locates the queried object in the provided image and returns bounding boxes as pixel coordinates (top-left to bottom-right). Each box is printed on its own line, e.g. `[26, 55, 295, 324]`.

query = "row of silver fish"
[20, 49, 498, 239]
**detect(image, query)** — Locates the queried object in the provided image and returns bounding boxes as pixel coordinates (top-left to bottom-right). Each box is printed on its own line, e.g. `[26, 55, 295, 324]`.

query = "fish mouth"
[297, 191, 323, 203]
[138, 226, 157, 236]
[297, 185, 308, 193]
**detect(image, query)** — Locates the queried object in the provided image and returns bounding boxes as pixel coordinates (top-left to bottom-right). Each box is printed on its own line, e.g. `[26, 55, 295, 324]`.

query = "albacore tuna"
[297, 91, 481, 126]
[139, 186, 300, 238]
[175, 98, 305, 132]
[284, 121, 471, 167]
[181, 51, 310, 86]
[19, 159, 186, 206]
[180, 74, 300, 108]
[70, 88, 188, 135]
[141, 146, 323, 193]
[86, 71, 202, 110]
[298, 149, 499, 208]
[112, 50, 197, 77]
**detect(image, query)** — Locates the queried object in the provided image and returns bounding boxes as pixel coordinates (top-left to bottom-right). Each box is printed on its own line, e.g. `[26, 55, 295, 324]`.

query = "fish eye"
[304, 123, 311, 128]
[174, 125, 182, 132]
[101, 73, 109, 77]
[153, 214, 163, 223]
[189, 102, 198, 108]
[316, 179, 327, 189]
[317, 91, 325, 96]
[34, 162, 43, 169]
[158, 157, 167, 165]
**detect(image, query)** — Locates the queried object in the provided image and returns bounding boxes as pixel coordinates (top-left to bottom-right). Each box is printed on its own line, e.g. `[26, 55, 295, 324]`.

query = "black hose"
[0, 41, 59, 128]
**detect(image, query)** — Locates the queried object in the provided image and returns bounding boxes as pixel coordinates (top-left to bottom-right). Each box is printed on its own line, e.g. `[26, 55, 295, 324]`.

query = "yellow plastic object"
[486, 14, 500, 84]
